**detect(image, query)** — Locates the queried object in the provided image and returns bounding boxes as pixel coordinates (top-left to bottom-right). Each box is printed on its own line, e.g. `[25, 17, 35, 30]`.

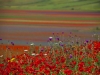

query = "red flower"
[70, 60, 76, 68]
[26, 66, 34, 74]
[93, 41, 100, 50]
[40, 65, 45, 72]
[85, 66, 92, 73]
[60, 56, 66, 63]
[78, 67, 84, 72]
[19, 73, 26, 75]
[88, 44, 92, 50]
[64, 68, 72, 75]
[78, 62, 85, 72]
[0, 64, 4, 67]
[4, 67, 11, 74]
[34, 57, 41, 67]
[49, 65, 56, 71]
[44, 69, 50, 75]
[0, 68, 4, 75]
[78, 62, 85, 67]
[95, 68, 100, 75]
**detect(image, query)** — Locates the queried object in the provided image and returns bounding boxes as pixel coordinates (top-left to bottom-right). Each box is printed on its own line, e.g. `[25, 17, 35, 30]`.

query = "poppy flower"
[78, 62, 85, 72]
[44, 69, 50, 75]
[95, 68, 100, 75]
[64, 68, 72, 75]
[39, 65, 45, 72]
[60, 56, 66, 63]
[19, 73, 26, 75]
[0, 64, 4, 68]
[26, 66, 34, 73]
[85, 66, 92, 73]
[70, 60, 76, 68]
[0, 68, 4, 75]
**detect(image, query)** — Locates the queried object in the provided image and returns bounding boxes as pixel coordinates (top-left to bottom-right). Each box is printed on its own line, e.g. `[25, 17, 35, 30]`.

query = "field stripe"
[0, 19, 100, 24]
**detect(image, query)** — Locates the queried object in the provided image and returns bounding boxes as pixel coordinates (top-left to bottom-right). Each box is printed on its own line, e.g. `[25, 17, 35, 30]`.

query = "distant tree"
[96, 27, 100, 30]
[71, 8, 74, 10]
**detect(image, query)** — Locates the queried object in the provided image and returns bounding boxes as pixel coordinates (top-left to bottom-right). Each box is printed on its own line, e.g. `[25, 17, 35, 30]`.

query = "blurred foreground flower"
[8, 58, 16, 62]
[56, 37, 60, 41]
[11, 42, 14, 45]
[31, 53, 36, 56]
[30, 43, 34, 46]
[49, 37, 53, 41]
[0, 38, 2, 40]
[0, 55, 3, 58]
[24, 50, 28, 52]
[44, 54, 47, 56]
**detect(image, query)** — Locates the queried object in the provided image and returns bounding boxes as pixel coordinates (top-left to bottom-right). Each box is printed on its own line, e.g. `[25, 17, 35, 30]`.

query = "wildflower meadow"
[0, 32, 100, 75]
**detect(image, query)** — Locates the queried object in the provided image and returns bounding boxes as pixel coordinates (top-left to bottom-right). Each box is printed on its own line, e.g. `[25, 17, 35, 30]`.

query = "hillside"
[0, 0, 100, 11]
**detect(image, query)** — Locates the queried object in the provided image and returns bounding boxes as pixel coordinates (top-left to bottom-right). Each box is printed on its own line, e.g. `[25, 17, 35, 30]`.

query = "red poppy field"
[0, 35, 100, 75]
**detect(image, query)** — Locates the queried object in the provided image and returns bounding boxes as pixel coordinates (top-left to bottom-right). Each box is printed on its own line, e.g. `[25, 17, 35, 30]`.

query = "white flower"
[0, 55, 3, 58]
[59, 41, 62, 43]
[49, 37, 53, 41]
[49, 37, 53, 39]
[55, 43, 58, 45]
[30, 43, 34, 45]
[44, 54, 47, 56]
[31, 53, 36, 56]
[24, 50, 28, 52]
[36, 54, 39, 55]
[54, 43, 59, 46]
